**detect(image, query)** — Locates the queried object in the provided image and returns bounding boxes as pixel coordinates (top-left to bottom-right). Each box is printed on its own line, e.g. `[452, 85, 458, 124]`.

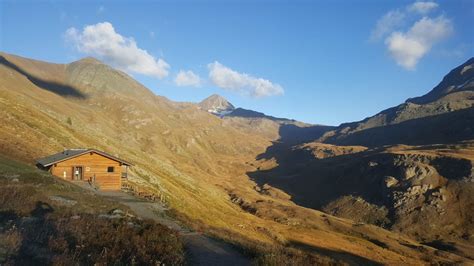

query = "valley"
[0, 51, 473, 265]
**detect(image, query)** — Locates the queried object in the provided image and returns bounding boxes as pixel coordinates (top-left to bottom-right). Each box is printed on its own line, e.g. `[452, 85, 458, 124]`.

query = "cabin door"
[72, 166, 83, 181]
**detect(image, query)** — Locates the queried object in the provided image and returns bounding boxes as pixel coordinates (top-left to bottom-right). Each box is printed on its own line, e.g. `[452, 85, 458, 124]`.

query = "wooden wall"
[50, 152, 122, 190]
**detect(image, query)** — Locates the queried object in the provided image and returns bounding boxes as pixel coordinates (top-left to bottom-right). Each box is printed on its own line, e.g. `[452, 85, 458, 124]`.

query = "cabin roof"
[36, 149, 133, 167]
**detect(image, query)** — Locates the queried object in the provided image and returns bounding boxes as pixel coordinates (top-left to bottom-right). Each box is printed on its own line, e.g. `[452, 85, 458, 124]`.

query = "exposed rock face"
[384, 176, 398, 188]
[252, 140, 474, 258]
[321, 150, 474, 244]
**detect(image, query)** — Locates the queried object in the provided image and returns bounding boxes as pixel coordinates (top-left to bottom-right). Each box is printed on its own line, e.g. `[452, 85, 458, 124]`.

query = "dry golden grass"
[0, 155, 184, 265]
[1, 52, 471, 264]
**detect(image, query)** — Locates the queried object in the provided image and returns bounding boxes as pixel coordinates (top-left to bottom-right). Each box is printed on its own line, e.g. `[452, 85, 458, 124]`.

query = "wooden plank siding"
[50, 152, 122, 190]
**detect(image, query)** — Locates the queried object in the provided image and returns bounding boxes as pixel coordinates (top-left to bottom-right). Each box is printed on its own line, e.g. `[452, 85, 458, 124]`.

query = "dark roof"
[36, 149, 133, 167]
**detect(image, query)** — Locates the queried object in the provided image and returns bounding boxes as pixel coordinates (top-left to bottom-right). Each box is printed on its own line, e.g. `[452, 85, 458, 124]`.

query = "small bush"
[1, 209, 184, 265]
[254, 247, 337, 266]
[0, 167, 185, 265]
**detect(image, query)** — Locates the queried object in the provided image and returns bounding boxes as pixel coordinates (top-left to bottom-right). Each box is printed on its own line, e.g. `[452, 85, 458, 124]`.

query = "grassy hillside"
[1, 52, 471, 264]
[0, 155, 184, 264]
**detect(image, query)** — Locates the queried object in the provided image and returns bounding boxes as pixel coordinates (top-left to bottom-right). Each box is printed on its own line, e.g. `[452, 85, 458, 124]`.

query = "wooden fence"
[121, 178, 166, 203]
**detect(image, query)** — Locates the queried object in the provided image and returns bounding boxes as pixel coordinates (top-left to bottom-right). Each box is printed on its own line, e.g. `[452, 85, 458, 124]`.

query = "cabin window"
[107, 166, 114, 173]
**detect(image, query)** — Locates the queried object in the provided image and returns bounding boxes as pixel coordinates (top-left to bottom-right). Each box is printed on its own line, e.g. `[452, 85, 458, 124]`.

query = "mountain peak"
[198, 94, 235, 116]
[407, 57, 474, 104]
[74, 57, 103, 65]
[207, 94, 228, 101]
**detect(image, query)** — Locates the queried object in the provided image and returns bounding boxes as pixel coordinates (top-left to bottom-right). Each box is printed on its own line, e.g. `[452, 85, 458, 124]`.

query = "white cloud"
[370, 10, 406, 41]
[408, 2, 439, 14]
[65, 22, 170, 79]
[385, 16, 453, 70]
[175, 70, 201, 87]
[385, 32, 427, 70]
[208, 61, 283, 98]
[371, 1, 453, 70]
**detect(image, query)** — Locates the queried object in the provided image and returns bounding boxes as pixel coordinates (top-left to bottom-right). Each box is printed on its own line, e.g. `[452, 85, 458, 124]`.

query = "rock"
[49, 195, 77, 206]
[404, 167, 417, 180]
[384, 176, 398, 188]
[368, 161, 378, 167]
[99, 214, 123, 219]
[421, 184, 429, 192]
[111, 209, 125, 215]
[409, 185, 421, 195]
[11, 178, 19, 182]
[71, 215, 80, 220]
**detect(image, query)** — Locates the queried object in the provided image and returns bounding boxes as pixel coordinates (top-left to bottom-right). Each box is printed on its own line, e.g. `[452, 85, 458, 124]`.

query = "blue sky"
[1, 0, 473, 125]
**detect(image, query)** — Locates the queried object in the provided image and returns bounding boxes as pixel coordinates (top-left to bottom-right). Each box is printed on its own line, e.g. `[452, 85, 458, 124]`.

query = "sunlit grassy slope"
[1, 52, 471, 264]
[0, 155, 184, 264]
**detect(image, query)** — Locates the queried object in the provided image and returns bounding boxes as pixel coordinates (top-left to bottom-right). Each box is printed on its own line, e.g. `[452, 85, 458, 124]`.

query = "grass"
[2, 53, 472, 265]
[0, 156, 184, 265]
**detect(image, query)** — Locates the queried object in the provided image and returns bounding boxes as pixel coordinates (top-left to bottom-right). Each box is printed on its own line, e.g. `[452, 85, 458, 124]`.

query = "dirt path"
[97, 191, 251, 266]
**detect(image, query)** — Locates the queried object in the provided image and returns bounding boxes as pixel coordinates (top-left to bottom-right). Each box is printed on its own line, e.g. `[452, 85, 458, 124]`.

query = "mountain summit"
[408, 57, 474, 104]
[198, 94, 235, 116]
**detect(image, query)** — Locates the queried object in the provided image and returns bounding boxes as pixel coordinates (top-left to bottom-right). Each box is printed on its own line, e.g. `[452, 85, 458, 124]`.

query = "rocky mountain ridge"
[1, 51, 473, 264]
[319, 57, 474, 147]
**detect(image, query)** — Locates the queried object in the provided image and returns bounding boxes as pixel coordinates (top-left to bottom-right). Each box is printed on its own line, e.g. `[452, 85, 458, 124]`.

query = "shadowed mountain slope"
[248, 58, 474, 260]
[319, 57, 474, 147]
[408, 57, 474, 104]
[1, 52, 469, 264]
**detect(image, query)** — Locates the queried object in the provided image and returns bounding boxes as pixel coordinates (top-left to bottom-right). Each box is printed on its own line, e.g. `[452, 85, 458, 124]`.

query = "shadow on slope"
[253, 124, 335, 182]
[0, 55, 87, 99]
[325, 107, 474, 147]
[250, 143, 391, 211]
[248, 111, 474, 213]
[228, 108, 294, 123]
[248, 124, 381, 209]
[289, 240, 383, 266]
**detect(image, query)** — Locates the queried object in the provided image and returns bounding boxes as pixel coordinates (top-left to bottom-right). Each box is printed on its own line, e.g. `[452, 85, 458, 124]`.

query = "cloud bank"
[371, 1, 453, 70]
[175, 70, 201, 87]
[65, 22, 170, 78]
[208, 61, 284, 98]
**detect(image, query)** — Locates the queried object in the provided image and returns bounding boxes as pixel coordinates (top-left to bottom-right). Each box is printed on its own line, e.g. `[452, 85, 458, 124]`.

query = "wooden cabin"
[36, 149, 132, 191]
